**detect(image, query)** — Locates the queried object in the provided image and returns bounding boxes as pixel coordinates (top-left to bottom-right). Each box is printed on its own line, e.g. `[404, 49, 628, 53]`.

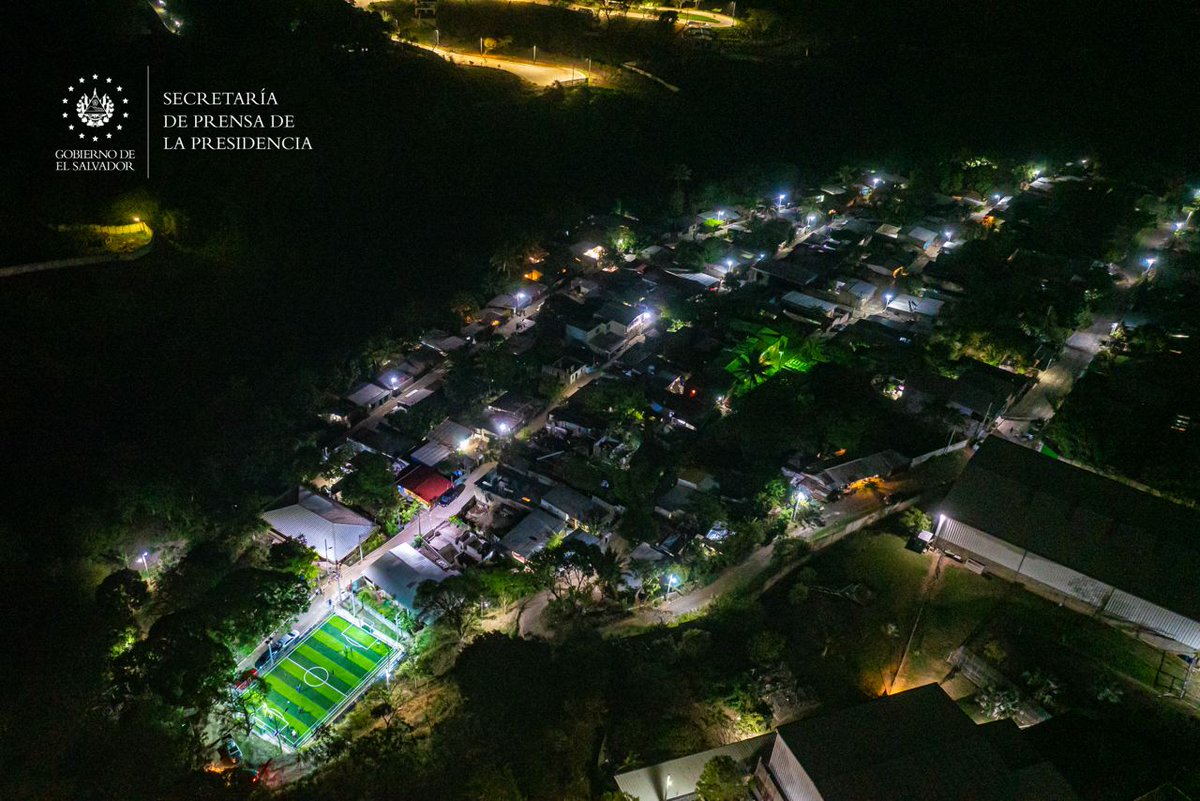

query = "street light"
[139, 551, 149, 577]
[777, 193, 786, 207]
[716, 210, 725, 221]
[1144, 256, 1157, 270]
[434, 28, 439, 47]
[807, 213, 817, 225]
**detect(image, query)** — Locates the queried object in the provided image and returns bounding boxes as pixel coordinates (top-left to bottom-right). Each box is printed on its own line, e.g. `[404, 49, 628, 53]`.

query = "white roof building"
[262, 488, 374, 563]
[346, 382, 391, 408]
[410, 440, 452, 467]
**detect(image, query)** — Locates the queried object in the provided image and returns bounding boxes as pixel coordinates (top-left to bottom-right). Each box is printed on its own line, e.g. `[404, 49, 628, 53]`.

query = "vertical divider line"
[145, 65, 150, 179]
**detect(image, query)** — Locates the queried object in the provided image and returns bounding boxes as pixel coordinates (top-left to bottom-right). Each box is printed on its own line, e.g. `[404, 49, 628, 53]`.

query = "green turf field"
[251, 614, 394, 748]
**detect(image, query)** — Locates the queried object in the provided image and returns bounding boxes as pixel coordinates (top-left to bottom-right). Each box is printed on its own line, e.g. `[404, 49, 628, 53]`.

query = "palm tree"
[591, 548, 625, 602]
[489, 243, 523, 283]
[729, 338, 785, 394]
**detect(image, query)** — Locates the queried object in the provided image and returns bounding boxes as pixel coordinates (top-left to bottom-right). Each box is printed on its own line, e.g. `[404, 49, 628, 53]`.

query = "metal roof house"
[364, 542, 456, 613]
[793, 450, 910, 500]
[262, 488, 374, 564]
[345, 381, 391, 410]
[935, 437, 1200, 653]
[500, 508, 569, 563]
[615, 684, 1076, 801]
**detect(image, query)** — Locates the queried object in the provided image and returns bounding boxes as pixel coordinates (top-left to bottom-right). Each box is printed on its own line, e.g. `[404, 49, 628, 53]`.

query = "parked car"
[254, 646, 276, 670]
[277, 629, 301, 650]
[234, 668, 258, 692]
[217, 738, 243, 767]
[437, 484, 465, 507]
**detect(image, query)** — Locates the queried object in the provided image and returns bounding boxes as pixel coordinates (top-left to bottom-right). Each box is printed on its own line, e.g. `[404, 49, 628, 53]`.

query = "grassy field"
[252, 615, 394, 748]
[764, 529, 1175, 711]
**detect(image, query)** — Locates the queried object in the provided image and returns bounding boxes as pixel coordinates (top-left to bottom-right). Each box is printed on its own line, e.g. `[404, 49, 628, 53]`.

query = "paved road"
[408, 42, 592, 86]
[993, 315, 1114, 441]
[357, 0, 735, 27]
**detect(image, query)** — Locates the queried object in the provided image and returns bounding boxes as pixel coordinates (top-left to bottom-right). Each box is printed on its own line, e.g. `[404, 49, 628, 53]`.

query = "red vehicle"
[234, 668, 258, 692]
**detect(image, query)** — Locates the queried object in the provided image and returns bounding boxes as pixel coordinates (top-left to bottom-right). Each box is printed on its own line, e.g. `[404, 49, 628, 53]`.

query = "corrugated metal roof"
[409, 441, 451, 467]
[262, 489, 373, 562]
[941, 438, 1200, 620]
[364, 543, 454, 612]
[430, 419, 474, 449]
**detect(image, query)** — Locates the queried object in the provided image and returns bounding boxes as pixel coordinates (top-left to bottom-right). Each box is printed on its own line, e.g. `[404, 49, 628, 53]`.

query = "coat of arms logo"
[63, 75, 129, 142]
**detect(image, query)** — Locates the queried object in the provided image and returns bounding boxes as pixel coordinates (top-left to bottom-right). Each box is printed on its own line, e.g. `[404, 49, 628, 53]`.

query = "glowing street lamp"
[807, 213, 817, 225]
[716, 210, 726, 221]
[777, 193, 786, 207]
[1144, 256, 1157, 270]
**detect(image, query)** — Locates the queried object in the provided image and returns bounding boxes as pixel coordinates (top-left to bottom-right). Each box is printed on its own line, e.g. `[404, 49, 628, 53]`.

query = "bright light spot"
[871, 178, 880, 187]
[498, 422, 510, 434]
[717, 210, 725, 220]
[807, 214, 816, 223]
[667, 574, 679, 587]
[458, 439, 471, 451]
[1145, 257, 1157, 269]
